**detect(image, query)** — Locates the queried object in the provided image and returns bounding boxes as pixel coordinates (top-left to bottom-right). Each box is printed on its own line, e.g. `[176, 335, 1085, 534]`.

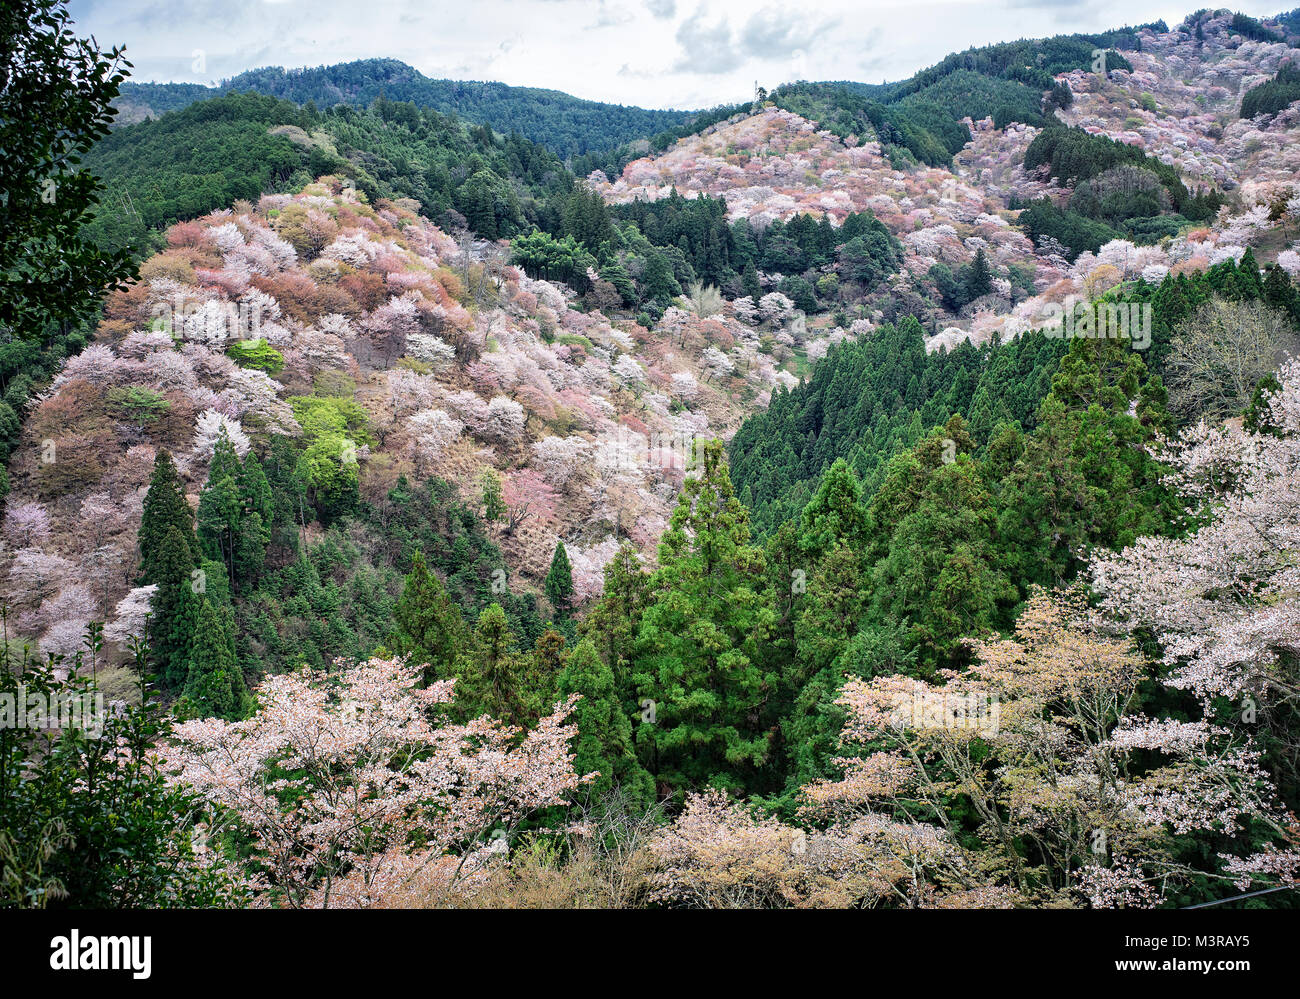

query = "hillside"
[115, 59, 698, 159]
[1, 176, 823, 669]
[83, 91, 572, 257]
[6, 0, 1300, 921]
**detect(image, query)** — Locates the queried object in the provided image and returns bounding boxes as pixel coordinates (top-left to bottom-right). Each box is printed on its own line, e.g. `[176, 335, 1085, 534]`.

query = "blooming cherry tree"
[163, 656, 591, 908]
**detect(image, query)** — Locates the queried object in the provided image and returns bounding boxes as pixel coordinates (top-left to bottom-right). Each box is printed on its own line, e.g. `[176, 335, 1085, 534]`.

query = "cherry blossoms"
[162, 656, 592, 908]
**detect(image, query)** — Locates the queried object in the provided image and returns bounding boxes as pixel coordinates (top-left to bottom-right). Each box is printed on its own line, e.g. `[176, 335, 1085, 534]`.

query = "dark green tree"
[480, 468, 506, 523]
[633, 440, 777, 797]
[557, 638, 654, 808]
[196, 427, 242, 578]
[151, 524, 200, 686]
[453, 603, 528, 726]
[138, 450, 196, 584]
[182, 597, 248, 720]
[544, 540, 575, 615]
[0, 0, 135, 343]
[390, 551, 466, 682]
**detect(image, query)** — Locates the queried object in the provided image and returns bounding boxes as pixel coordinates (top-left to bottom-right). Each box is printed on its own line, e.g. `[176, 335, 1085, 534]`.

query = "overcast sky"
[68, 0, 1286, 110]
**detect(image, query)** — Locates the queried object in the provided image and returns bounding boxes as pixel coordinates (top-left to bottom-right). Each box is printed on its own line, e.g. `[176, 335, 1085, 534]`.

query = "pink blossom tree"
[162, 656, 591, 908]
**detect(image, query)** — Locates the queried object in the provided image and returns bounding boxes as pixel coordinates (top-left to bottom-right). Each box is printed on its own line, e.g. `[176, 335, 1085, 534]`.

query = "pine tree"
[642, 250, 681, 303]
[196, 427, 241, 578]
[152, 524, 200, 686]
[233, 450, 273, 586]
[797, 458, 870, 561]
[480, 468, 506, 524]
[182, 597, 247, 719]
[558, 639, 655, 808]
[865, 418, 1017, 669]
[964, 246, 992, 302]
[633, 440, 776, 796]
[138, 450, 195, 584]
[580, 543, 648, 720]
[544, 541, 574, 615]
[454, 603, 527, 726]
[996, 336, 1178, 590]
[391, 551, 466, 682]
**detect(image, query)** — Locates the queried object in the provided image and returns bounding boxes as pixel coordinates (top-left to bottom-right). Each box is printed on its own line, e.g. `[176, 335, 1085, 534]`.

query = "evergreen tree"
[580, 543, 649, 720]
[641, 250, 681, 303]
[480, 468, 506, 524]
[152, 525, 200, 686]
[138, 450, 195, 584]
[558, 638, 655, 808]
[865, 418, 1018, 670]
[996, 335, 1178, 588]
[544, 540, 574, 615]
[233, 450, 273, 586]
[454, 603, 528, 726]
[196, 427, 241, 580]
[633, 440, 777, 797]
[182, 597, 248, 719]
[964, 246, 992, 302]
[391, 551, 466, 682]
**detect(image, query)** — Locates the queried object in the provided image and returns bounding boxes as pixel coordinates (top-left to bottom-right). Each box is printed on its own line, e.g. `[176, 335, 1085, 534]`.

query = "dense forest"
[3, 1, 1300, 934]
[116, 59, 699, 159]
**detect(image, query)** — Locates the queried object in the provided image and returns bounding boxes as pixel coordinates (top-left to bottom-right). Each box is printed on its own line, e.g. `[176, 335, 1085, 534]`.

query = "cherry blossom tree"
[162, 656, 592, 908]
[104, 584, 157, 646]
[530, 435, 591, 489]
[406, 409, 464, 469]
[801, 589, 1294, 907]
[193, 409, 251, 460]
[3, 502, 51, 548]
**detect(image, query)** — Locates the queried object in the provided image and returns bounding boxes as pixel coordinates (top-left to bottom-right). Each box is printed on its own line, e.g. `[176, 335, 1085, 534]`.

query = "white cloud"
[65, 0, 1288, 110]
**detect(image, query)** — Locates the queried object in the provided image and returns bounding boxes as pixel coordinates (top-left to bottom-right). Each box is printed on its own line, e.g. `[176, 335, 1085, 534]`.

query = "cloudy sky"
[68, 0, 1285, 109]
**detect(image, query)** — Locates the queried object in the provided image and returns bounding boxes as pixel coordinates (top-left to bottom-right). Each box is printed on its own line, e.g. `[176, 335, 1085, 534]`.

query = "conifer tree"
[454, 603, 527, 726]
[480, 468, 506, 524]
[182, 597, 248, 719]
[580, 543, 649, 719]
[633, 440, 776, 796]
[138, 450, 195, 584]
[196, 427, 241, 578]
[996, 335, 1179, 588]
[964, 246, 992, 301]
[391, 551, 466, 682]
[152, 524, 200, 686]
[233, 450, 273, 586]
[558, 638, 655, 808]
[544, 540, 574, 615]
[865, 417, 1017, 669]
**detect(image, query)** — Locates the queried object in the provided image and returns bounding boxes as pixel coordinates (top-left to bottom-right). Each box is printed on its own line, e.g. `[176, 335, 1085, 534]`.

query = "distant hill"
[86, 91, 574, 257]
[114, 58, 698, 159]
[768, 28, 1155, 168]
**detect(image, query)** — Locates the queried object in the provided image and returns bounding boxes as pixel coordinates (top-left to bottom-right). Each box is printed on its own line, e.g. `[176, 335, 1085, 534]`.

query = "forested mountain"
[84, 91, 573, 257]
[115, 59, 698, 158]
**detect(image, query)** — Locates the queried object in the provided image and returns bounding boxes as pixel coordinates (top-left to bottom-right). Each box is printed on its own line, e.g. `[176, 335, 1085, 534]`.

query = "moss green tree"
[632, 439, 776, 797]
[391, 551, 466, 682]
[558, 638, 654, 808]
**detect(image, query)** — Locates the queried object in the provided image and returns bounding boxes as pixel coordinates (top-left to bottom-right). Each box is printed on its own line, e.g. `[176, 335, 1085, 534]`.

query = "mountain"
[114, 58, 699, 159]
[84, 91, 573, 257]
[3, 177, 791, 670]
